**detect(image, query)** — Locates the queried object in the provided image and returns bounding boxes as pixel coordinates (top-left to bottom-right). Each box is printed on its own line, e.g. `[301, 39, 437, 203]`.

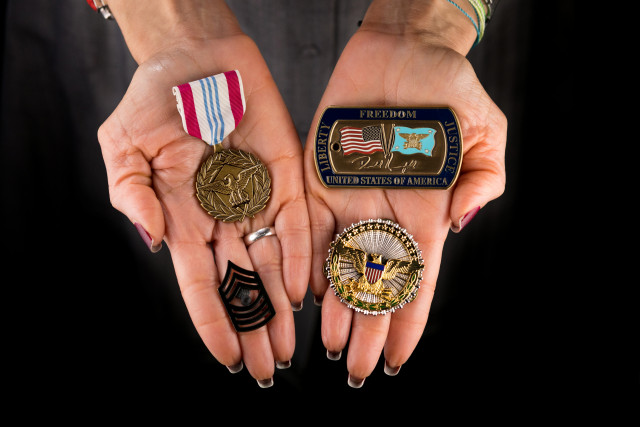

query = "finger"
[306, 194, 336, 304]
[382, 236, 444, 375]
[98, 118, 165, 252]
[450, 107, 507, 232]
[320, 288, 353, 360]
[228, 65, 311, 308]
[212, 224, 275, 384]
[245, 229, 295, 368]
[168, 240, 242, 370]
[274, 196, 311, 309]
[345, 312, 392, 388]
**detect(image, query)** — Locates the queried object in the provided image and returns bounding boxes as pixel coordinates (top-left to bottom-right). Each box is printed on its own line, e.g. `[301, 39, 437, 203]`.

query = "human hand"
[98, 0, 310, 386]
[304, 0, 507, 386]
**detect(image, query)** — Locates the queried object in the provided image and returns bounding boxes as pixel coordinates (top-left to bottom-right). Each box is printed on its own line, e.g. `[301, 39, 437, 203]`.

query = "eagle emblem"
[325, 219, 424, 314]
[198, 164, 261, 208]
[398, 133, 428, 150]
[334, 239, 423, 300]
[195, 149, 271, 222]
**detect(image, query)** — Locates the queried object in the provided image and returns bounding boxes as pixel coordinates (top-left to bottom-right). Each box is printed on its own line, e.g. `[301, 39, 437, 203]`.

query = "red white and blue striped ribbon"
[172, 70, 246, 146]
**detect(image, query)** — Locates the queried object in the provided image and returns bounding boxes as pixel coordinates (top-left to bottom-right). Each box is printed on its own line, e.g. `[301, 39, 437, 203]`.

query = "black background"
[2, 0, 636, 419]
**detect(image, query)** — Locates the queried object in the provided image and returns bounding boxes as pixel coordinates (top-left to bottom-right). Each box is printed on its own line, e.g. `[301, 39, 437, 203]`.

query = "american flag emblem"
[339, 125, 384, 155]
[364, 261, 384, 284]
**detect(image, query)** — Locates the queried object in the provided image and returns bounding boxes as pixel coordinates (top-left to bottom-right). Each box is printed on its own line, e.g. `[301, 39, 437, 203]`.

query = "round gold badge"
[325, 219, 424, 315]
[195, 149, 271, 222]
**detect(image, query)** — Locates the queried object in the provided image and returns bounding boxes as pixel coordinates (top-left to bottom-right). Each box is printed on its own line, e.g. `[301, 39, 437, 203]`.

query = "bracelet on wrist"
[445, 0, 491, 47]
[86, 0, 113, 20]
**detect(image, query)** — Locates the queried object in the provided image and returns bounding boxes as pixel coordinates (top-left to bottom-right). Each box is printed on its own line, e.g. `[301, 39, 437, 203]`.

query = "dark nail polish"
[226, 361, 244, 374]
[347, 374, 365, 388]
[257, 378, 274, 388]
[291, 301, 303, 311]
[454, 206, 481, 232]
[326, 349, 342, 361]
[134, 222, 162, 252]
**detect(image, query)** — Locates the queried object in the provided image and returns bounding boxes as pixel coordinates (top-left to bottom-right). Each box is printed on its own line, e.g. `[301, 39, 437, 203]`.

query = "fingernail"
[291, 301, 303, 311]
[257, 377, 274, 388]
[347, 374, 365, 388]
[384, 360, 401, 376]
[313, 295, 323, 306]
[452, 206, 481, 233]
[326, 349, 342, 361]
[134, 222, 162, 252]
[226, 361, 244, 374]
[276, 360, 291, 369]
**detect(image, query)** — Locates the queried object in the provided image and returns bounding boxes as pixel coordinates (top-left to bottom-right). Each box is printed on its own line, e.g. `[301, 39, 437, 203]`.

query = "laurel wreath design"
[196, 149, 271, 222]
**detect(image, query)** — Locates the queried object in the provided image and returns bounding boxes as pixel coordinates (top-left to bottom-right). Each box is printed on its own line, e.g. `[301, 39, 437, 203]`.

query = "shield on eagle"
[364, 260, 384, 284]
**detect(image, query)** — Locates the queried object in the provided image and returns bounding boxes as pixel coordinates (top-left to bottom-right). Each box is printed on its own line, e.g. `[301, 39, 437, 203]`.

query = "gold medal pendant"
[325, 219, 424, 315]
[196, 148, 271, 223]
[173, 71, 271, 223]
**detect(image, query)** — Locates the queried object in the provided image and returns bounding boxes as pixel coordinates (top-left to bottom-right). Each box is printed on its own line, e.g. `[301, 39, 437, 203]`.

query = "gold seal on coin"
[325, 219, 424, 315]
[196, 149, 271, 222]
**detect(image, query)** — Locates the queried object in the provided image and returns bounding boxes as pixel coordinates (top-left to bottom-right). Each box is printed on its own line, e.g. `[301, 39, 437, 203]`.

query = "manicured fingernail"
[134, 222, 162, 252]
[226, 361, 244, 374]
[384, 360, 401, 376]
[347, 374, 365, 388]
[291, 301, 303, 311]
[276, 360, 291, 369]
[313, 295, 323, 306]
[257, 377, 274, 388]
[452, 206, 481, 233]
[326, 349, 342, 361]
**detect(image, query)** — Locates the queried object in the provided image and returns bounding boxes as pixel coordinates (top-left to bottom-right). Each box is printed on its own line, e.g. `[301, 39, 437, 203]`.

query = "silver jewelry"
[90, 0, 113, 20]
[244, 226, 276, 246]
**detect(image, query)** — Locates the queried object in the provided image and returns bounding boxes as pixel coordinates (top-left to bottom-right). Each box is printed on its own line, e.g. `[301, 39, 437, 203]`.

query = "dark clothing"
[3, 0, 617, 414]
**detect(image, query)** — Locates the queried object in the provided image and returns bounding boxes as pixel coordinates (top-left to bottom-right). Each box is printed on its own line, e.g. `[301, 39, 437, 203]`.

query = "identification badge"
[314, 106, 462, 189]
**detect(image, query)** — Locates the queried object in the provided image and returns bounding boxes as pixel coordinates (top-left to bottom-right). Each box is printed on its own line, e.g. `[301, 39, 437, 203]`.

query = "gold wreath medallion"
[325, 219, 424, 315]
[195, 149, 271, 222]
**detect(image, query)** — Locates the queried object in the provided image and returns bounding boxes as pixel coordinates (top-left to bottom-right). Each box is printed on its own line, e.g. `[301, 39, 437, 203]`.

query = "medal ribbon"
[172, 70, 246, 146]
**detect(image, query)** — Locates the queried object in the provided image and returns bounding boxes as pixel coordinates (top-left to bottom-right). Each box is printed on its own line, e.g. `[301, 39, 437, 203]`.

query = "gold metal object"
[325, 219, 424, 314]
[314, 106, 462, 189]
[196, 149, 271, 222]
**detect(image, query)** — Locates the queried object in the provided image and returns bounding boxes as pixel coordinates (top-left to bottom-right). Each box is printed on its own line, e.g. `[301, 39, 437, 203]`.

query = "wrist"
[360, 0, 486, 55]
[106, 0, 243, 64]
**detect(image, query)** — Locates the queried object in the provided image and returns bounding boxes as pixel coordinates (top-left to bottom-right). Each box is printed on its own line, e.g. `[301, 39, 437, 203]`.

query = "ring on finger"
[244, 226, 276, 246]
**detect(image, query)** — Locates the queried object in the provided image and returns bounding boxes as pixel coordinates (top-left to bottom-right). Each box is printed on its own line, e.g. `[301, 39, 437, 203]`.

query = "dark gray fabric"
[4, 0, 626, 415]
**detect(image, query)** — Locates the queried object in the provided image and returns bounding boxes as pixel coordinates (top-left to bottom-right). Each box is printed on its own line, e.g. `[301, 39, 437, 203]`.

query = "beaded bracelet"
[86, 0, 113, 20]
[483, 0, 500, 22]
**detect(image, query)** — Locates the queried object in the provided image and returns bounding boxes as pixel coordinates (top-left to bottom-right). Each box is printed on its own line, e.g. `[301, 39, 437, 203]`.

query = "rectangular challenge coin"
[314, 106, 462, 189]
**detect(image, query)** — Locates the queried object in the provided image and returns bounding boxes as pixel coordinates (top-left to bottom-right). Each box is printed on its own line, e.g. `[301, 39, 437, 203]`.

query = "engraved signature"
[350, 152, 418, 174]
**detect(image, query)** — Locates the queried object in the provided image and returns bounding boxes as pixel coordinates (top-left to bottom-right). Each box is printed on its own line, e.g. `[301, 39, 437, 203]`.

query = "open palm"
[304, 29, 507, 383]
[99, 35, 310, 384]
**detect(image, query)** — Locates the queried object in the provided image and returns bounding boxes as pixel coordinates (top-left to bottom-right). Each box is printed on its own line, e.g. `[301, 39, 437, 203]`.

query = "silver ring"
[244, 226, 276, 246]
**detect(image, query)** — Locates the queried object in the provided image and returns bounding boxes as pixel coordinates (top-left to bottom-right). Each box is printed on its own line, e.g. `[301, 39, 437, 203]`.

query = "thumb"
[98, 123, 166, 253]
[450, 113, 507, 233]
[449, 170, 502, 233]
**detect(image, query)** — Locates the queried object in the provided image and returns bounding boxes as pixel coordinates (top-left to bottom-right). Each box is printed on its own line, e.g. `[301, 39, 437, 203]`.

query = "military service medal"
[325, 219, 424, 315]
[314, 106, 462, 189]
[173, 70, 270, 222]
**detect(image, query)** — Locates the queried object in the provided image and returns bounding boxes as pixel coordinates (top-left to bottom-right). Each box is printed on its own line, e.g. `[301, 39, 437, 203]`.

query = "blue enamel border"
[314, 106, 462, 189]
